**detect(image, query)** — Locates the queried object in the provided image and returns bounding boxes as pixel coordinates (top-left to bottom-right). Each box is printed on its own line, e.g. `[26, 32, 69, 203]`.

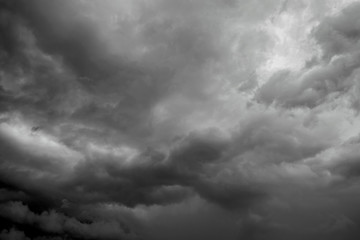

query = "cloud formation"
[2, 0, 360, 239]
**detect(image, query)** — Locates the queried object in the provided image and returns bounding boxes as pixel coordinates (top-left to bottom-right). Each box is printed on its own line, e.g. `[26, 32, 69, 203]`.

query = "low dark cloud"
[2, 0, 360, 239]
[0, 127, 264, 209]
[0, 228, 30, 240]
[0, 202, 138, 240]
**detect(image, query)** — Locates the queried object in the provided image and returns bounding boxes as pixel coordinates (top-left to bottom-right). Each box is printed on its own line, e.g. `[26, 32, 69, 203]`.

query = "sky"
[1, 0, 360, 239]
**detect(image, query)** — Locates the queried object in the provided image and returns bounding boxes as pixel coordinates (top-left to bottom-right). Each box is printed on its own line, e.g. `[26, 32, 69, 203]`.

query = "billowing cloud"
[256, 1, 360, 109]
[2, 0, 360, 239]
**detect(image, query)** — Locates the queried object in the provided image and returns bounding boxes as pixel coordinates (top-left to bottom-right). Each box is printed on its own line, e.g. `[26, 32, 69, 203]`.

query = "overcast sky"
[1, 0, 360, 239]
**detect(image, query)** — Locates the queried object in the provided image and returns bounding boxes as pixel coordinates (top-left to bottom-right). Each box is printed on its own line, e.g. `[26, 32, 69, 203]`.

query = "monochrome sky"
[1, 0, 360, 239]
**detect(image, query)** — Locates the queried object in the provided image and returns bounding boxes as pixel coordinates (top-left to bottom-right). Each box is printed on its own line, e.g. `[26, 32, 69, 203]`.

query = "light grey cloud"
[256, 2, 360, 109]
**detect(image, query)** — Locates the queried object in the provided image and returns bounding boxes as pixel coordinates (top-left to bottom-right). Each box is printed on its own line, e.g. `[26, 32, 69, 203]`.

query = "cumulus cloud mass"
[2, 0, 360, 239]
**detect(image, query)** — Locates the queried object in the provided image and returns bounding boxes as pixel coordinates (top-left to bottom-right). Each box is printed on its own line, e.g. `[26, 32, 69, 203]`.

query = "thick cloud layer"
[2, 0, 360, 239]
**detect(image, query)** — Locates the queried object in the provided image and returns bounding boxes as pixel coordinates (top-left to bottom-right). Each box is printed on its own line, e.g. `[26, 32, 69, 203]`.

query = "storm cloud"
[2, 0, 360, 239]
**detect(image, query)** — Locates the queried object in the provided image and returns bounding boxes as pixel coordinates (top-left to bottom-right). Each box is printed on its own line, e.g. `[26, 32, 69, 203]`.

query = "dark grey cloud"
[0, 228, 30, 240]
[0, 201, 139, 240]
[2, 0, 360, 239]
[9, 129, 263, 208]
